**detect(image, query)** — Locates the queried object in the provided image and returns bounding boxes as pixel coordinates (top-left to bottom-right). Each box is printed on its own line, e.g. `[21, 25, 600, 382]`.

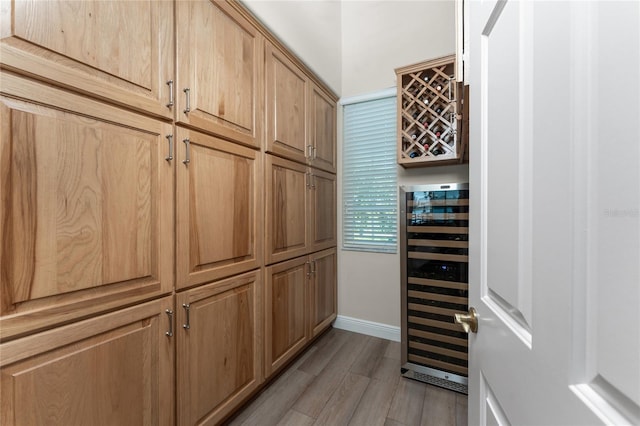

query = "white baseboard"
[333, 315, 401, 342]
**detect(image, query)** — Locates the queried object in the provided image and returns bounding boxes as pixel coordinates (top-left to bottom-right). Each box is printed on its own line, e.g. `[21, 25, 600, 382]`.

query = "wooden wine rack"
[396, 55, 467, 167]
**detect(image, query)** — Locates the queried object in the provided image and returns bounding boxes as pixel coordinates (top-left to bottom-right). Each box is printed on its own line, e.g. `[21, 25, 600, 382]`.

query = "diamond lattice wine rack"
[396, 55, 467, 167]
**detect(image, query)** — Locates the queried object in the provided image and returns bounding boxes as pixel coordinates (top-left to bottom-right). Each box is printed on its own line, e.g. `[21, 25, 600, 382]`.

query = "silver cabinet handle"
[166, 80, 174, 108]
[183, 303, 191, 329]
[307, 144, 313, 159]
[165, 309, 174, 337]
[183, 88, 190, 114]
[165, 134, 173, 162]
[311, 173, 316, 189]
[306, 260, 311, 278]
[312, 260, 317, 275]
[313, 146, 317, 161]
[183, 138, 190, 165]
[306, 172, 311, 189]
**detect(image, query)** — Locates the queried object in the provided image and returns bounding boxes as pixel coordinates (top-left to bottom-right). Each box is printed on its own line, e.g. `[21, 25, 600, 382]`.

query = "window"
[342, 93, 397, 253]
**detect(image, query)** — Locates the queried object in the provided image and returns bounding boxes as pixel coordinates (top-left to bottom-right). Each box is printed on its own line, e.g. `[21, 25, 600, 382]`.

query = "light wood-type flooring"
[226, 328, 468, 426]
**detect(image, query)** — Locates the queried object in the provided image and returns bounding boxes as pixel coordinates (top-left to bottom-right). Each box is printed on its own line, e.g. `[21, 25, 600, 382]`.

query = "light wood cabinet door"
[0, 73, 174, 341]
[265, 155, 309, 264]
[0, 0, 174, 119]
[176, 271, 262, 426]
[265, 42, 309, 164]
[0, 296, 175, 426]
[309, 83, 337, 173]
[265, 257, 308, 377]
[309, 248, 337, 339]
[175, 127, 261, 291]
[308, 168, 337, 252]
[176, 1, 262, 148]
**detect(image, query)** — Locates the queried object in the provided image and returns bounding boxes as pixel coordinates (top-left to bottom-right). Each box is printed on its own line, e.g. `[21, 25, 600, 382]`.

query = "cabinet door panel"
[0, 73, 173, 341]
[0, 296, 174, 426]
[309, 248, 337, 338]
[265, 257, 308, 376]
[0, 0, 173, 119]
[309, 84, 337, 173]
[177, 271, 262, 426]
[176, 127, 261, 290]
[176, 1, 262, 147]
[265, 43, 308, 163]
[265, 155, 309, 264]
[309, 169, 337, 252]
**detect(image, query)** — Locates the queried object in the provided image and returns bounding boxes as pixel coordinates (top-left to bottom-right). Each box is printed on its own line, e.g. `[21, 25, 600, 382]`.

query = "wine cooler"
[400, 183, 469, 394]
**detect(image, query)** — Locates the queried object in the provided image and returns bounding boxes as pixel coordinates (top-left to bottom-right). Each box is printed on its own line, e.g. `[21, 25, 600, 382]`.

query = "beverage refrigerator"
[400, 183, 469, 394]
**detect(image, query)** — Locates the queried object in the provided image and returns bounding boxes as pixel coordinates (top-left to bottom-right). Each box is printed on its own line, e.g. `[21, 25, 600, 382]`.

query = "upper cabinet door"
[309, 84, 337, 173]
[308, 168, 337, 253]
[265, 43, 309, 164]
[265, 155, 309, 265]
[0, 0, 174, 119]
[175, 127, 261, 291]
[176, 1, 262, 148]
[0, 73, 174, 341]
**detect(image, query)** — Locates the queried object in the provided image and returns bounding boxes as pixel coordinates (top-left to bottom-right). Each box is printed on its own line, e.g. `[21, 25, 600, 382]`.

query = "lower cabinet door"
[264, 256, 309, 377]
[176, 270, 262, 426]
[309, 248, 337, 338]
[0, 296, 175, 426]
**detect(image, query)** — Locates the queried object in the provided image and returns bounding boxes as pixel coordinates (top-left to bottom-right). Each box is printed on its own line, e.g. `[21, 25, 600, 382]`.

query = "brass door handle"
[454, 307, 478, 333]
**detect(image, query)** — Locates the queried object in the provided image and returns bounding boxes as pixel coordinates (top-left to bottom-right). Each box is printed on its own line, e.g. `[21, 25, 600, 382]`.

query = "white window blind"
[342, 94, 397, 253]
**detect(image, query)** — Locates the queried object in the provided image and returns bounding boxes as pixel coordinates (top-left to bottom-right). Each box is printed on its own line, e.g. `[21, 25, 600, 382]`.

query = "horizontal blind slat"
[342, 96, 397, 252]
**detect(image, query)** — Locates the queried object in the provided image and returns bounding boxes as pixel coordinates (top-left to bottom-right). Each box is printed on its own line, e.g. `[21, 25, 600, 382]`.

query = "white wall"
[338, 0, 466, 332]
[241, 0, 342, 94]
[244, 0, 467, 334]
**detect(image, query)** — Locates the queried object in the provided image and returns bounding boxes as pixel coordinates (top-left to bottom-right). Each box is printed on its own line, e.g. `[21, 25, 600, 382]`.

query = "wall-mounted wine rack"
[396, 55, 468, 167]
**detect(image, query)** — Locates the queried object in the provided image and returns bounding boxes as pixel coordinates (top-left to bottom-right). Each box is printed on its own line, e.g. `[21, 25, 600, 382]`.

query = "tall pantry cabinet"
[0, 1, 338, 425]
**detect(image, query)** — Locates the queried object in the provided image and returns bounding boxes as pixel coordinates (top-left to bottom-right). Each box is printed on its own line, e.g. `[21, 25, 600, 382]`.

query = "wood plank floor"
[225, 328, 468, 426]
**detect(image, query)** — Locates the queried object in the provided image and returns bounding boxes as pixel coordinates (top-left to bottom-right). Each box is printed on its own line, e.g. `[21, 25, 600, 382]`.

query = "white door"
[468, 1, 640, 425]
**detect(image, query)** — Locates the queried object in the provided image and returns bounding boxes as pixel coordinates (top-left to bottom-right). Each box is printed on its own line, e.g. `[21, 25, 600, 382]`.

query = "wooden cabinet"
[265, 249, 337, 376]
[309, 83, 337, 173]
[0, 73, 174, 341]
[0, 296, 175, 426]
[265, 155, 309, 264]
[265, 45, 338, 173]
[396, 55, 468, 167]
[175, 126, 262, 290]
[176, 1, 263, 148]
[309, 168, 337, 252]
[0, 0, 174, 119]
[309, 248, 337, 339]
[176, 271, 262, 426]
[265, 155, 337, 264]
[265, 42, 309, 164]
[264, 257, 308, 376]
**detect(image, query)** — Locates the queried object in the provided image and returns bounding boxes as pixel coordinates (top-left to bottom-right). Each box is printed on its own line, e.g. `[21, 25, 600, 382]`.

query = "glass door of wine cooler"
[400, 183, 469, 394]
